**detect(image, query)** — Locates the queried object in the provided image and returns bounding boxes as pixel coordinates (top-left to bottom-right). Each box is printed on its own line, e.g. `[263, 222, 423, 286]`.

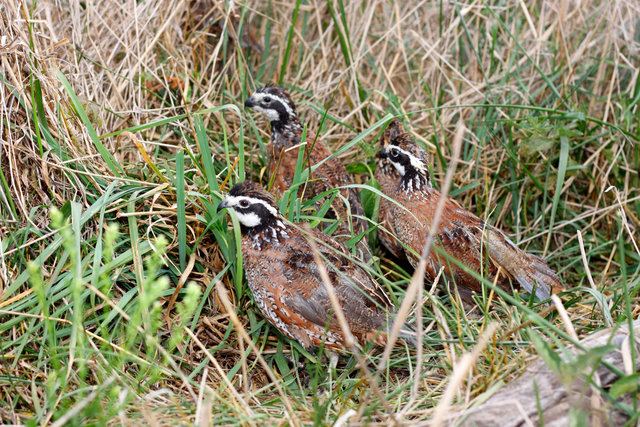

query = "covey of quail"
[245, 85, 371, 261]
[217, 181, 415, 350]
[377, 120, 563, 302]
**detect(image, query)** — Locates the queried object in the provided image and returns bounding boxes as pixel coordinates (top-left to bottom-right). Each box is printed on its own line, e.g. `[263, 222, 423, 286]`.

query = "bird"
[375, 119, 409, 260]
[377, 120, 563, 303]
[244, 84, 371, 261]
[216, 181, 415, 351]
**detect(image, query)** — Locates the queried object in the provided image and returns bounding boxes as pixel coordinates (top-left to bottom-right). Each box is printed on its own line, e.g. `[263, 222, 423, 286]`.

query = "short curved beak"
[378, 147, 388, 159]
[244, 97, 256, 108]
[216, 199, 229, 213]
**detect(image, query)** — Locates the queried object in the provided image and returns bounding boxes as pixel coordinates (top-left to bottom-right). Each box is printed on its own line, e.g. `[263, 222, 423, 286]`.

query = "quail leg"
[283, 353, 310, 388]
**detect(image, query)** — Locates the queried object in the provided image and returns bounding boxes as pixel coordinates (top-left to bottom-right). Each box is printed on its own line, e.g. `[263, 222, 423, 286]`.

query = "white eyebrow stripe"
[224, 195, 278, 216]
[252, 92, 295, 117]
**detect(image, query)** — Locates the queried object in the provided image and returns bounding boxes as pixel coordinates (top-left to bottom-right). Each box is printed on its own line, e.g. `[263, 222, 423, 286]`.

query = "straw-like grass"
[1, 0, 639, 424]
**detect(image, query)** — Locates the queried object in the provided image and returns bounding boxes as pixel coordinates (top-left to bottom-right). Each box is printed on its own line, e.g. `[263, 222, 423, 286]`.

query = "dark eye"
[263, 97, 271, 104]
[239, 200, 249, 208]
[390, 148, 400, 158]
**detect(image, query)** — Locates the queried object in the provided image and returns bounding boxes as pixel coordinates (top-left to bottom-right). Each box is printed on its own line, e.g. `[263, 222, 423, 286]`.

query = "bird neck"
[270, 116, 303, 147]
[377, 158, 399, 178]
[244, 217, 291, 249]
[400, 168, 431, 193]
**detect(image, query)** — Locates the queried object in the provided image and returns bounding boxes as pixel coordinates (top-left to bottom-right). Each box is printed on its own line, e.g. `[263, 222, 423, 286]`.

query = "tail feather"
[384, 317, 419, 347]
[486, 229, 563, 301]
[513, 261, 563, 301]
[399, 323, 418, 347]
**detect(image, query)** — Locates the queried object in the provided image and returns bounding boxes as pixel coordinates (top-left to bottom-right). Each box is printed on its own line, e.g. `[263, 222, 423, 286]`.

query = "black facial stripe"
[230, 202, 268, 217]
[272, 100, 289, 120]
[393, 151, 410, 165]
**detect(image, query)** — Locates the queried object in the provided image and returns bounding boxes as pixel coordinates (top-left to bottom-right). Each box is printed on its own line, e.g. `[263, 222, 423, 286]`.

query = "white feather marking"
[393, 162, 406, 176]
[251, 92, 295, 119]
[397, 147, 426, 172]
[234, 211, 261, 227]
[387, 146, 427, 176]
[223, 195, 278, 216]
[252, 105, 279, 121]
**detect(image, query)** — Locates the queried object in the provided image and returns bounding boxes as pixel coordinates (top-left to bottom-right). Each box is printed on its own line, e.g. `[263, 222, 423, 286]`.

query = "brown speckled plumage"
[378, 120, 563, 302]
[217, 181, 415, 350]
[245, 85, 371, 261]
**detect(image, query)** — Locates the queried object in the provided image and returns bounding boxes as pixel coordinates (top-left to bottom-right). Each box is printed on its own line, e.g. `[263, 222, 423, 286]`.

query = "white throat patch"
[392, 162, 406, 176]
[252, 105, 280, 121]
[234, 211, 262, 227]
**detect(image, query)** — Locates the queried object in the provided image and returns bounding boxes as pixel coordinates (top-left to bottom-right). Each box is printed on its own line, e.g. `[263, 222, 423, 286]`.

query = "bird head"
[379, 127, 429, 178]
[217, 182, 280, 230]
[378, 119, 405, 148]
[244, 84, 298, 124]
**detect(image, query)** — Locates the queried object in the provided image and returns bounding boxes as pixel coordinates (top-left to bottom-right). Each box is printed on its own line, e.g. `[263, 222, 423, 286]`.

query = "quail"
[217, 181, 415, 350]
[374, 119, 408, 260]
[245, 85, 371, 261]
[377, 121, 563, 302]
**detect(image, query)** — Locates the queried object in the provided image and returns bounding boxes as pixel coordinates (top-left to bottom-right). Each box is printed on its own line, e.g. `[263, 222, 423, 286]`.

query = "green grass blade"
[176, 150, 187, 270]
[278, 0, 302, 84]
[544, 135, 569, 254]
[57, 70, 123, 177]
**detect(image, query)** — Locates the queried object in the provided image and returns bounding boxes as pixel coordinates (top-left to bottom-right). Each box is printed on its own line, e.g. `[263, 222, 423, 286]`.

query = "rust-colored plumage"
[217, 181, 414, 350]
[245, 85, 371, 261]
[377, 120, 563, 302]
